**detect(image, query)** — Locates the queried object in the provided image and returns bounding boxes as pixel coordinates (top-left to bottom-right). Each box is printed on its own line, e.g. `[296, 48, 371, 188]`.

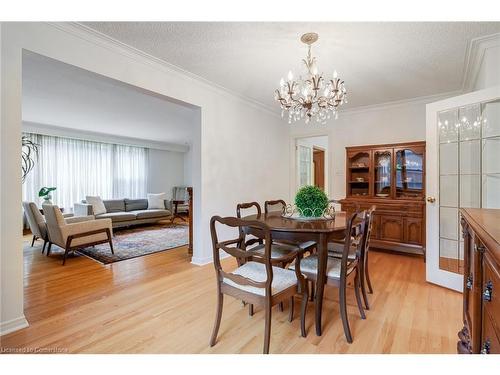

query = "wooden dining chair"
[328, 205, 375, 309]
[237, 201, 301, 314]
[264, 199, 287, 214]
[237, 201, 303, 268]
[289, 210, 367, 343]
[209, 216, 309, 354]
[264, 199, 317, 253]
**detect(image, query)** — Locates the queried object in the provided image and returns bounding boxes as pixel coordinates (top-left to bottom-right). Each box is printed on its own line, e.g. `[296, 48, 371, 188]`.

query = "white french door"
[296, 140, 313, 191]
[426, 86, 500, 291]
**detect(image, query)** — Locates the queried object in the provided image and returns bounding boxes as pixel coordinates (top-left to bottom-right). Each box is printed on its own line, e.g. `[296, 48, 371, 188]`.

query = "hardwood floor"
[1, 234, 462, 354]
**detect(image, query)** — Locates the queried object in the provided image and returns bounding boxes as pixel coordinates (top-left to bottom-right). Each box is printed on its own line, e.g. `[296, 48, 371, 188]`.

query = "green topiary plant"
[294, 185, 328, 217]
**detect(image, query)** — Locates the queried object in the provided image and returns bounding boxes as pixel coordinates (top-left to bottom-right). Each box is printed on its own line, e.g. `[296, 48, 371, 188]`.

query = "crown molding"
[338, 90, 462, 116]
[46, 22, 280, 118]
[462, 32, 500, 92]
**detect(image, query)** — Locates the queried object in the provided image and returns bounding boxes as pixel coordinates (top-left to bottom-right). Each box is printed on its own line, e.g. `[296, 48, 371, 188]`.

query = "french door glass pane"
[459, 139, 481, 175]
[483, 137, 500, 174]
[439, 142, 458, 175]
[482, 100, 500, 138]
[440, 175, 458, 207]
[459, 105, 481, 141]
[483, 174, 500, 209]
[298, 145, 311, 188]
[439, 109, 459, 143]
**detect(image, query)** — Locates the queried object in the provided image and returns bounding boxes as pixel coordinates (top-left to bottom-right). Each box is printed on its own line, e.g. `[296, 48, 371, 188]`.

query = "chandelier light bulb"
[333, 70, 338, 79]
[280, 77, 285, 86]
[287, 70, 294, 81]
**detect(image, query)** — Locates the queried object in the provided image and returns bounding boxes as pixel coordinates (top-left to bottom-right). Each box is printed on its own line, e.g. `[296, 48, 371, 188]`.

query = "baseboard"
[191, 253, 229, 266]
[0, 315, 29, 336]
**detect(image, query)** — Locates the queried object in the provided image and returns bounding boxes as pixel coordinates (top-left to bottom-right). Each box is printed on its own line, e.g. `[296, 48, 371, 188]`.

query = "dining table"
[242, 210, 348, 336]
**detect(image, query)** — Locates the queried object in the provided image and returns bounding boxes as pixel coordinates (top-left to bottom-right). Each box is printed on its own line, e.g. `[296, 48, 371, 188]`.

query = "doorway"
[313, 148, 325, 190]
[295, 135, 329, 194]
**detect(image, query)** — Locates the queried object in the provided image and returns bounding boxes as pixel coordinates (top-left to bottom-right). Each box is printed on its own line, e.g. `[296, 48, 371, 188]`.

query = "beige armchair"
[43, 203, 114, 265]
[22, 201, 74, 254]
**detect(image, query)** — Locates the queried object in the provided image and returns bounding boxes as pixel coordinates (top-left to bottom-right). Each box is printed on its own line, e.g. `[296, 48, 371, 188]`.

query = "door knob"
[426, 196, 436, 203]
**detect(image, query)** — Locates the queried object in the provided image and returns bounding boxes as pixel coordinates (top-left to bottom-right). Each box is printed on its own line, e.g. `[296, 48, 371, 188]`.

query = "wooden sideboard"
[340, 141, 426, 256]
[458, 208, 500, 354]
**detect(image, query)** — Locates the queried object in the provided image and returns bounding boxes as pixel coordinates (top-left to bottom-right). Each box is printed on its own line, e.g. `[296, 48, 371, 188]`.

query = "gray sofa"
[74, 198, 173, 228]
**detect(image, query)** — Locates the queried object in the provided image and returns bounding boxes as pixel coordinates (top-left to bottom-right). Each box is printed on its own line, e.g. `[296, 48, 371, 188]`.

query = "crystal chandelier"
[274, 33, 347, 124]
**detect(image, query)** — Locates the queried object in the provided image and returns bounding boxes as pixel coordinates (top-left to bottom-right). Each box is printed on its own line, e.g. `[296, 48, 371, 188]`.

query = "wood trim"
[187, 187, 193, 256]
[460, 209, 500, 265]
[346, 140, 426, 152]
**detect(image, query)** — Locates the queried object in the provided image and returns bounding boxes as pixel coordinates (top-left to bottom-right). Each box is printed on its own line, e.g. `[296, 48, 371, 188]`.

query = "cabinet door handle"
[481, 339, 491, 354]
[483, 280, 493, 302]
[466, 275, 473, 290]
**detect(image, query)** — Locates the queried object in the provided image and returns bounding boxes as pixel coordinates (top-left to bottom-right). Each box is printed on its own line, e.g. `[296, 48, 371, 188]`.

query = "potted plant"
[294, 185, 329, 218]
[21, 135, 39, 183]
[39, 187, 56, 204]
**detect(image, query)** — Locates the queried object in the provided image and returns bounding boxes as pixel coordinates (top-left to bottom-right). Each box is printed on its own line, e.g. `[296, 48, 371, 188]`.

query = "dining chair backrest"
[210, 216, 273, 294]
[236, 202, 263, 247]
[340, 210, 367, 279]
[236, 201, 261, 218]
[362, 205, 376, 257]
[264, 199, 286, 214]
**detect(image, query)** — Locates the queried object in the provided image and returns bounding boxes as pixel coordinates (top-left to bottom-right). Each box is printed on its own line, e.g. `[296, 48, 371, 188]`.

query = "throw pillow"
[147, 193, 166, 210]
[86, 196, 107, 216]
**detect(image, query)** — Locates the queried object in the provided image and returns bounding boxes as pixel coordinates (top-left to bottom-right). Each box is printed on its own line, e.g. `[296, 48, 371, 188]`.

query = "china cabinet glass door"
[395, 147, 424, 199]
[374, 150, 392, 198]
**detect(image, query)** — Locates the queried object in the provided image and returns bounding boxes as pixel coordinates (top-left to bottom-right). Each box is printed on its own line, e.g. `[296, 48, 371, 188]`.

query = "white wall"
[148, 148, 185, 198]
[474, 45, 500, 90]
[289, 96, 451, 201]
[0, 22, 289, 334]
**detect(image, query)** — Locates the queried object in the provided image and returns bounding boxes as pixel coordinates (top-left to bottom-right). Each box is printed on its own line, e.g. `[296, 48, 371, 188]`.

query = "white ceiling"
[83, 22, 500, 110]
[22, 51, 199, 146]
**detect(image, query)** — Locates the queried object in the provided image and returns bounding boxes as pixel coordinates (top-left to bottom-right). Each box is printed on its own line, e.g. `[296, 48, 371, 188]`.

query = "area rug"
[77, 224, 188, 264]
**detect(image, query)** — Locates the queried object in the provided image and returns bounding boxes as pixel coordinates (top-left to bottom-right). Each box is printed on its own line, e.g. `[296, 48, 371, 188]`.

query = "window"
[22, 133, 148, 210]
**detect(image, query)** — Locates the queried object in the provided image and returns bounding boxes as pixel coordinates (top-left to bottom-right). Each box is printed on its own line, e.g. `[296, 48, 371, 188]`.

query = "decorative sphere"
[294, 185, 328, 218]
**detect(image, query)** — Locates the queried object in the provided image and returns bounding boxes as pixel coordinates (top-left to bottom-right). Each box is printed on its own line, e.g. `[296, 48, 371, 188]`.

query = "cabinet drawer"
[483, 252, 500, 338]
[481, 312, 500, 354]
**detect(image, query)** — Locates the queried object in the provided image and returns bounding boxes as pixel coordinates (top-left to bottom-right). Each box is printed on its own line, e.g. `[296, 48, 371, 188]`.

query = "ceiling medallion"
[274, 32, 347, 124]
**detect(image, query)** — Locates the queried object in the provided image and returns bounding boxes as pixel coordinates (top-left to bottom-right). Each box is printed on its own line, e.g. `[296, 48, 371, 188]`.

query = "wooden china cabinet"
[340, 141, 426, 257]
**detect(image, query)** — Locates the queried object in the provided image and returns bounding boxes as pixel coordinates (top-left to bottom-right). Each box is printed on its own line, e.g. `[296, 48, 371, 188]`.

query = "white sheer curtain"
[22, 133, 148, 210]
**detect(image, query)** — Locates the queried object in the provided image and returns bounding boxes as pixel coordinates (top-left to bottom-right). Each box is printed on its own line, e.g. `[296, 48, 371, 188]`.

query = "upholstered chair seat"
[247, 242, 299, 260]
[223, 261, 299, 296]
[289, 254, 355, 279]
